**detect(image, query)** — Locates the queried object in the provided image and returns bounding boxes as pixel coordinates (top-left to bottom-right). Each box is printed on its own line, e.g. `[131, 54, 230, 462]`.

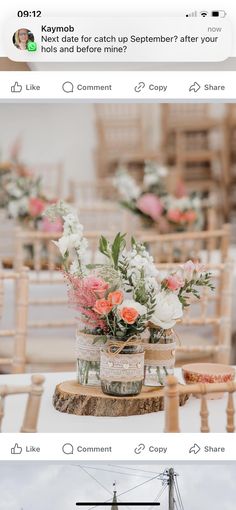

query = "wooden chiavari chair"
[13, 228, 76, 371]
[137, 224, 230, 264]
[0, 268, 28, 373]
[94, 104, 156, 178]
[0, 374, 44, 432]
[155, 262, 233, 364]
[160, 105, 226, 215]
[223, 104, 236, 217]
[77, 203, 130, 233]
[68, 178, 117, 205]
[31, 162, 64, 198]
[164, 375, 236, 433]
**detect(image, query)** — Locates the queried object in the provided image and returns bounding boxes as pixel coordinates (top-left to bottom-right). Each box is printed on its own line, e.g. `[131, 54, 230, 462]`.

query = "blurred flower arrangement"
[0, 139, 62, 232]
[46, 201, 213, 392]
[114, 162, 203, 232]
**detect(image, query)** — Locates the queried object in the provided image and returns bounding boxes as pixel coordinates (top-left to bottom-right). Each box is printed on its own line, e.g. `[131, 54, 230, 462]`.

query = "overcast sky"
[0, 462, 235, 510]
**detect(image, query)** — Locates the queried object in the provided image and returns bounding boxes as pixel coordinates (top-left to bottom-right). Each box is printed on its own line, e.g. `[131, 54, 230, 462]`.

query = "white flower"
[8, 197, 28, 218]
[150, 291, 183, 329]
[125, 245, 159, 285]
[114, 169, 140, 201]
[143, 162, 168, 187]
[118, 299, 147, 316]
[54, 233, 88, 258]
[6, 181, 23, 199]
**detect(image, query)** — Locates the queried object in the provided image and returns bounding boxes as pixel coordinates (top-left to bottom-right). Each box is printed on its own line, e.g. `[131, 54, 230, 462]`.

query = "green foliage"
[99, 232, 127, 269]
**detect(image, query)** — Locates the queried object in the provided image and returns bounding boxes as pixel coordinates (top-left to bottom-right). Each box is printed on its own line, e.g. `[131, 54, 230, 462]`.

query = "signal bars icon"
[186, 10, 227, 18]
[186, 11, 197, 17]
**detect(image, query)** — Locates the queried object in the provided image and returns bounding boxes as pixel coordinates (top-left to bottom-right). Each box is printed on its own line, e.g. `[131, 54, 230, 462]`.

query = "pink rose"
[167, 208, 182, 223]
[83, 276, 109, 298]
[41, 216, 63, 233]
[28, 197, 46, 217]
[137, 193, 164, 221]
[165, 274, 184, 291]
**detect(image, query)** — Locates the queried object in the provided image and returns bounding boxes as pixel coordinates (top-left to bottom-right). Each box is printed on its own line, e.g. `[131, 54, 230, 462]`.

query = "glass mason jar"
[144, 329, 176, 387]
[76, 330, 105, 386]
[100, 340, 144, 397]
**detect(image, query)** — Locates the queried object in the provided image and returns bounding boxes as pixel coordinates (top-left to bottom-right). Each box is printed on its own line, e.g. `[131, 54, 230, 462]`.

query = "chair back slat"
[0, 268, 29, 373]
[164, 376, 236, 433]
[200, 391, 210, 432]
[226, 391, 235, 433]
[0, 375, 44, 432]
[137, 225, 230, 264]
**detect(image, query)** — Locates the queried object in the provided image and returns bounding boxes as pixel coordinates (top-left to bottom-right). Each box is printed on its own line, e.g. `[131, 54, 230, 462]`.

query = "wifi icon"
[200, 11, 208, 17]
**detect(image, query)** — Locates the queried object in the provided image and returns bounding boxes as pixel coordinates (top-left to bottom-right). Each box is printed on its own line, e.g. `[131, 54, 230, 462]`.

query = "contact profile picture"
[12, 28, 37, 52]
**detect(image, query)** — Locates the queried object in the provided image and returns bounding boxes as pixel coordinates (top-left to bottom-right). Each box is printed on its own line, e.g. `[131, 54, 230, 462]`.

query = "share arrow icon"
[189, 443, 201, 454]
[189, 81, 201, 92]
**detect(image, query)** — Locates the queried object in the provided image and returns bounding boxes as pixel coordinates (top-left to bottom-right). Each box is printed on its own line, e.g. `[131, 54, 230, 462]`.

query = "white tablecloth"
[1, 368, 235, 433]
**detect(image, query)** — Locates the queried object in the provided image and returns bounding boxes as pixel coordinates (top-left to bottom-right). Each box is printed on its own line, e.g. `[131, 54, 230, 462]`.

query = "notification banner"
[5, 17, 232, 62]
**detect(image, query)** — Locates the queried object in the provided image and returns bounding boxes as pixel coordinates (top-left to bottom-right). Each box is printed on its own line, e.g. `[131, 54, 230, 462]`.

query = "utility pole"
[168, 468, 175, 510]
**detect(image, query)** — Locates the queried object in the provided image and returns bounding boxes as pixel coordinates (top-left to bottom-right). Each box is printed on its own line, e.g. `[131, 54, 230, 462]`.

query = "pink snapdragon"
[137, 193, 164, 222]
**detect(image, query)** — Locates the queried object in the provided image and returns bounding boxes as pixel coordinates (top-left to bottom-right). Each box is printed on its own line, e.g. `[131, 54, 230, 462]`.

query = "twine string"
[106, 336, 142, 357]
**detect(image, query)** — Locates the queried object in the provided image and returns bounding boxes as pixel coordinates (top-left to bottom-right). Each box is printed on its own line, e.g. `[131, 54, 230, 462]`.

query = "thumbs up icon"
[11, 82, 23, 93]
[11, 443, 23, 455]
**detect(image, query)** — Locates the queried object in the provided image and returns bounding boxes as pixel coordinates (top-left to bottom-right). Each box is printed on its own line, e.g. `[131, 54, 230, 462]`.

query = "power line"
[79, 465, 114, 496]
[72, 464, 156, 479]
[174, 478, 184, 510]
[107, 465, 163, 477]
[148, 482, 168, 510]
[87, 473, 163, 510]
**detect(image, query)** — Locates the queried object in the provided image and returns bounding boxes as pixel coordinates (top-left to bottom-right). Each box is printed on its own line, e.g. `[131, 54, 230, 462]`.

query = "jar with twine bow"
[100, 336, 144, 396]
[144, 327, 176, 387]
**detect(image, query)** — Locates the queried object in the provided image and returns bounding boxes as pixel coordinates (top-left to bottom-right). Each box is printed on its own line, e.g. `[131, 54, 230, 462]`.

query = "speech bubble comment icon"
[62, 443, 74, 454]
[62, 81, 74, 93]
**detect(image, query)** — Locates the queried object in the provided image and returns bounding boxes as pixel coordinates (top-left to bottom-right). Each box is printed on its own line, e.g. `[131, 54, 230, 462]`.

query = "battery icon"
[211, 10, 227, 17]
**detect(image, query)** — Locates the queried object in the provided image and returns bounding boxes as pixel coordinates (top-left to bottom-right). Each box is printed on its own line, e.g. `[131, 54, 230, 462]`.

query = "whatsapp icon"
[27, 41, 37, 52]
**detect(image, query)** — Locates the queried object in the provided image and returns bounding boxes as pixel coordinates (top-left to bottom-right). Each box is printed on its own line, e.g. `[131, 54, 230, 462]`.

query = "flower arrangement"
[46, 201, 158, 341]
[0, 164, 62, 231]
[46, 201, 213, 392]
[114, 162, 203, 232]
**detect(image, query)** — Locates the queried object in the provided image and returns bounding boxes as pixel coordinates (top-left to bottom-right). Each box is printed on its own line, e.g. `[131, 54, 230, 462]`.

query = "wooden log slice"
[53, 380, 189, 417]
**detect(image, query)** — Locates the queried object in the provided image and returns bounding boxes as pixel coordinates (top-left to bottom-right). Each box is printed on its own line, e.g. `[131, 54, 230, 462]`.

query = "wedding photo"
[0, 102, 236, 433]
[0, 462, 235, 510]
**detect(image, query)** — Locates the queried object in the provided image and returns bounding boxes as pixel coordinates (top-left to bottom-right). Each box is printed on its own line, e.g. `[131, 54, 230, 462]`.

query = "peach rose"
[108, 290, 124, 305]
[167, 208, 182, 223]
[183, 210, 197, 224]
[94, 299, 113, 315]
[119, 307, 139, 324]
